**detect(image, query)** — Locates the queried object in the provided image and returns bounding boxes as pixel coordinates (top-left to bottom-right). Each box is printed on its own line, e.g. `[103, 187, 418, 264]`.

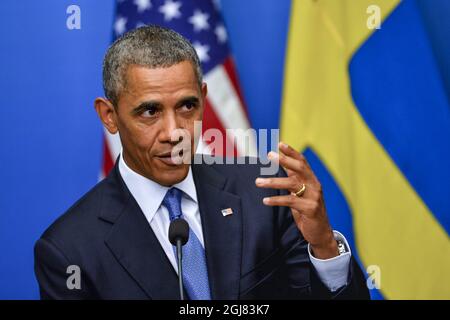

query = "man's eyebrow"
[131, 101, 161, 115]
[176, 96, 200, 107]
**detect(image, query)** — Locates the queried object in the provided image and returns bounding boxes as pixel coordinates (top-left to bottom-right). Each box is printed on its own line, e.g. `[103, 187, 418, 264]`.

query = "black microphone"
[168, 218, 189, 300]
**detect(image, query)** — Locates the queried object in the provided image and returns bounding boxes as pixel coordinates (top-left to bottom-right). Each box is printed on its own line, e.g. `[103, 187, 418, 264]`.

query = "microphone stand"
[176, 238, 184, 300]
[169, 218, 189, 300]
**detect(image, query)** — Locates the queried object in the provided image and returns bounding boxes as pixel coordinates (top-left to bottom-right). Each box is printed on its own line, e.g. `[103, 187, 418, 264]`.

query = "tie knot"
[162, 187, 183, 221]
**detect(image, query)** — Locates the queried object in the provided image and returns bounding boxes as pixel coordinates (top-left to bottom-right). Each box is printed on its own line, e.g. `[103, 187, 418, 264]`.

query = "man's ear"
[201, 82, 207, 100]
[94, 97, 119, 134]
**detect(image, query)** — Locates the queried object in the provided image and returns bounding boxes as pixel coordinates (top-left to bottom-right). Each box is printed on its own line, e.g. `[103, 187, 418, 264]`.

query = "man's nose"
[159, 110, 180, 143]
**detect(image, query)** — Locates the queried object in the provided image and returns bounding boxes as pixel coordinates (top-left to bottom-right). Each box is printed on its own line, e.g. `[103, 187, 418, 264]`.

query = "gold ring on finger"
[294, 184, 306, 197]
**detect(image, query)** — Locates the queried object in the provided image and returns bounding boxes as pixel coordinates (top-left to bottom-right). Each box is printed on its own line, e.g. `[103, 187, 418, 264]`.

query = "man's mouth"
[155, 150, 184, 166]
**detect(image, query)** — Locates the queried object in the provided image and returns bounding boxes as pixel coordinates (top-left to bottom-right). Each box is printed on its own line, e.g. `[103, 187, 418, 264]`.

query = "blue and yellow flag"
[281, 0, 450, 299]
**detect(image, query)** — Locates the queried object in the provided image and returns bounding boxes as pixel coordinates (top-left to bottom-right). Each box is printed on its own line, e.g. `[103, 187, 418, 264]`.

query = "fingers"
[268, 151, 297, 173]
[262, 194, 319, 216]
[278, 142, 304, 162]
[278, 142, 312, 172]
[257, 142, 322, 203]
[257, 177, 321, 197]
[267, 146, 315, 182]
[255, 177, 298, 191]
[255, 175, 319, 194]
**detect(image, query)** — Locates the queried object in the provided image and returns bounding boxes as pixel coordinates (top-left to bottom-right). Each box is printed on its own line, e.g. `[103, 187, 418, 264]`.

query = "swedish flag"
[281, 0, 450, 299]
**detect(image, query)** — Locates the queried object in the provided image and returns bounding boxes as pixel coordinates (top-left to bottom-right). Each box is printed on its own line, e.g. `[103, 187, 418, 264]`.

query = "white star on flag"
[134, 0, 152, 13]
[193, 41, 210, 62]
[215, 24, 227, 43]
[114, 16, 127, 35]
[158, 0, 182, 22]
[188, 10, 209, 32]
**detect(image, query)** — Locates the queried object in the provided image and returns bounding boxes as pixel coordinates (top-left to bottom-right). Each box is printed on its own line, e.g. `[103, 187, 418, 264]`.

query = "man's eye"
[181, 102, 196, 111]
[142, 107, 158, 117]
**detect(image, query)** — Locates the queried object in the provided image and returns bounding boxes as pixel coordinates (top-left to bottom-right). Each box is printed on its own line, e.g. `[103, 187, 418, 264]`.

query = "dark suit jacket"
[34, 158, 370, 299]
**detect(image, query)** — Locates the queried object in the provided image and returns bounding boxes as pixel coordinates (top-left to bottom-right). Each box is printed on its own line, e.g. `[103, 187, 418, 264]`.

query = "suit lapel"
[193, 163, 243, 300]
[100, 164, 180, 299]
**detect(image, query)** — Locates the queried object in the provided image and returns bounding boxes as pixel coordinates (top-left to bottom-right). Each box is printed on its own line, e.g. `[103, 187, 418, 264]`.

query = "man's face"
[111, 61, 205, 186]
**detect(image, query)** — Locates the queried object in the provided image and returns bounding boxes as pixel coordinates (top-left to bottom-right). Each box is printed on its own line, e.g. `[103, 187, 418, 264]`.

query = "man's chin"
[151, 162, 190, 186]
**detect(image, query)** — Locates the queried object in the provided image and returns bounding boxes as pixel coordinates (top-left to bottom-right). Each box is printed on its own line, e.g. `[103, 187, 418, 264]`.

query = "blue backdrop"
[0, 0, 448, 299]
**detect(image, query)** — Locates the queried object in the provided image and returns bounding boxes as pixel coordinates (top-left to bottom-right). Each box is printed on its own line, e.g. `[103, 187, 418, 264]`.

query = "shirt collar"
[118, 153, 197, 223]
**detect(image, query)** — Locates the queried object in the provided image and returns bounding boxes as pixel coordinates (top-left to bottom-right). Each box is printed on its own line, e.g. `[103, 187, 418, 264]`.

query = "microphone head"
[168, 218, 189, 246]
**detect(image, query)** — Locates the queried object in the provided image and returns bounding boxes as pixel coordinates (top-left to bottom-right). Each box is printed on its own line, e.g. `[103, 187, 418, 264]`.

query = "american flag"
[101, 0, 257, 176]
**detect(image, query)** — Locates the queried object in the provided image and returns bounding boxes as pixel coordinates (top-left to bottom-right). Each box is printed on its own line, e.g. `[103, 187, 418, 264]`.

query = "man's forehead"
[118, 62, 201, 104]
[125, 61, 196, 79]
[124, 62, 198, 90]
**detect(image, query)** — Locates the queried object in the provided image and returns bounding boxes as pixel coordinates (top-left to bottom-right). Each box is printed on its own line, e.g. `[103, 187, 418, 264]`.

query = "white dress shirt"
[118, 154, 351, 293]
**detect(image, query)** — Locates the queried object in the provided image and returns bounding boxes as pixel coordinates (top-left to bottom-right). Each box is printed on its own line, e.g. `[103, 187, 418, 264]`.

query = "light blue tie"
[162, 187, 212, 300]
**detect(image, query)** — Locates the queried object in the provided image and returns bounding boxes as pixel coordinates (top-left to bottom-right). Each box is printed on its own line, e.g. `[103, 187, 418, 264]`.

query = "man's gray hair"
[102, 25, 203, 106]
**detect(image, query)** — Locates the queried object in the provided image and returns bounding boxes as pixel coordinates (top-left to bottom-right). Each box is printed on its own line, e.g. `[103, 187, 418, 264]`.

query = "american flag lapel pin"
[221, 208, 233, 217]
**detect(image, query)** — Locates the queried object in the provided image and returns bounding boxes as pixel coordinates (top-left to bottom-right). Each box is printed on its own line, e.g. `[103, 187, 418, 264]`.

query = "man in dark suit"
[34, 26, 369, 299]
